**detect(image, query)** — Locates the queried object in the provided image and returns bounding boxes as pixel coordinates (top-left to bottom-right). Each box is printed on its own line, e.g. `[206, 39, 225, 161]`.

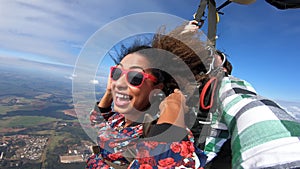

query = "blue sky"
[0, 0, 299, 102]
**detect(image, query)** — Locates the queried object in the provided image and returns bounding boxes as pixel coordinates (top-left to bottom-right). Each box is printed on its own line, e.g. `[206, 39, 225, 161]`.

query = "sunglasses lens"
[127, 71, 144, 86]
[111, 68, 122, 80]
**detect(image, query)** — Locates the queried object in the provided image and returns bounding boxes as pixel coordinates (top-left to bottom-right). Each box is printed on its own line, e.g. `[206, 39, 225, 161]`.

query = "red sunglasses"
[110, 66, 157, 88]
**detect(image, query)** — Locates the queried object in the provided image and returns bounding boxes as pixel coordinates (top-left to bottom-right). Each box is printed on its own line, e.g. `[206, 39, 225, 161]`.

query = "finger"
[190, 20, 199, 26]
[174, 88, 180, 93]
[173, 89, 186, 100]
[181, 21, 199, 34]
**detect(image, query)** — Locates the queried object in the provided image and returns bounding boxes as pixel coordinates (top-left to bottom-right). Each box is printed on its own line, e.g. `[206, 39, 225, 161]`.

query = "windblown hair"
[151, 22, 212, 83]
[110, 38, 152, 65]
[151, 22, 227, 119]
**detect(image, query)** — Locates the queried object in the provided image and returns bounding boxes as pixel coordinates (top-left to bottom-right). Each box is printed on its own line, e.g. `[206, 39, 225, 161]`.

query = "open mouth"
[115, 93, 132, 107]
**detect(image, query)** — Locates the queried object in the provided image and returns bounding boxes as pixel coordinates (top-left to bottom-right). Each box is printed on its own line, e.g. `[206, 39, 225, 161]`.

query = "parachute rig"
[194, 0, 300, 47]
[191, 0, 300, 148]
[190, 0, 256, 115]
[193, 0, 256, 47]
[192, 0, 300, 111]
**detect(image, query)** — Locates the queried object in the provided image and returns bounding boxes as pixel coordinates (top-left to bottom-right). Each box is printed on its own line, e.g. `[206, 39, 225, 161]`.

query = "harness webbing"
[207, 0, 217, 46]
[194, 0, 217, 47]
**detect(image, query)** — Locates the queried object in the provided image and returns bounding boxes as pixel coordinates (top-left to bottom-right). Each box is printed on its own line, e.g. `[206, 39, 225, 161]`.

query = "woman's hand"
[157, 89, 188, 128]
[98, 73, 113, 108]
[106, 72, 112, 92]
[181, 20, 200, 34]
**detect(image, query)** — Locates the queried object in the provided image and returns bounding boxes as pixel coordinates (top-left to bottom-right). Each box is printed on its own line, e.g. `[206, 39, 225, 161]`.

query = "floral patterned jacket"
[86, 103, 207, 169]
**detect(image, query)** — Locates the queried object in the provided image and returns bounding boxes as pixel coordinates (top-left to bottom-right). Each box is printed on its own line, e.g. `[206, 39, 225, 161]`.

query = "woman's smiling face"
[111, 52, 157, 119]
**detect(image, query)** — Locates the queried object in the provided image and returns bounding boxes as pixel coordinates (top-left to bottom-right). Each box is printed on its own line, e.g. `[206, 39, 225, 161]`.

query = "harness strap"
[194, 0, 208, 25]
[194, 0, 218, 47]
[207, 0, 217, 46]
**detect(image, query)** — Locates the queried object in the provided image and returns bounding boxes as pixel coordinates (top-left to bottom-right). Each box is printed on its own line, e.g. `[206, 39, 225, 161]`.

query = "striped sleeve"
[206, 76, 300, 169]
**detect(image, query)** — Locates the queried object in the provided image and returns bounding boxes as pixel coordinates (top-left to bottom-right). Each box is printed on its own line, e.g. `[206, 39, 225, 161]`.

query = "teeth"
[116, 93, 130, 99]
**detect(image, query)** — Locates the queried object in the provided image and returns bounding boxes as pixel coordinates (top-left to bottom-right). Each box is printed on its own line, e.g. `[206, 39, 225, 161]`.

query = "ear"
[153, 82, 164, 90]
[149, 86, 165, 104]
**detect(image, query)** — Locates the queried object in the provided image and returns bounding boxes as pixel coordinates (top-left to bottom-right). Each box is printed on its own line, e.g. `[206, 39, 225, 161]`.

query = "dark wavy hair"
[109, 38, 178, 97]
[151, 23, 212, 84]
[150, 23, 228, 133]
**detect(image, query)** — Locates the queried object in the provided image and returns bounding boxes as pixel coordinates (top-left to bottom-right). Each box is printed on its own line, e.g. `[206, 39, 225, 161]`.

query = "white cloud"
[65, 73, 77, 80]
[286, 106, 300, 121]
[290, 106, 300, 112]
[0, 1, 81, 55]
[276, 100, 300, 121]
[1, 0, 298, 103]
[0, 0, 173, 67]
[64, 76, 73, 80]
[0, 0, 113, 66]
[89, 79, 99, 85]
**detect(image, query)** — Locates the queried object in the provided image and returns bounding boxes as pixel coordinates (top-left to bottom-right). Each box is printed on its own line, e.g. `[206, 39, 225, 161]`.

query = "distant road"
[40, 122, 57, 169]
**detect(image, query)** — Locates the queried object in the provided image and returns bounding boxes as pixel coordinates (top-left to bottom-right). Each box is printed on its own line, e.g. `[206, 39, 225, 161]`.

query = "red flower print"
[180, 143, 189, 157]
[170, 142, 181, 153]
[108, 141, 115, 148]
[180, 141, 194, 157]
[138, 157, 156, 166]
[158, 157, 175, 168]
[99, 142, 105, 148]
[110, 130, 119, 135]
[139, 164, 153, 169]
[100, 164, 110, 169]
[99, 135, 109, 142]
[108, 152, 122, 160]
[184, 141, 195, 152]
[137, 149, 150, 158]
[144, 141, 159, 149]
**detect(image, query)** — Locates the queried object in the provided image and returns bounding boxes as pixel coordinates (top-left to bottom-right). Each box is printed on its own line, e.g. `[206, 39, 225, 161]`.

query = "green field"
[0, 116, 57, 128]
[0, 67, 94, 169]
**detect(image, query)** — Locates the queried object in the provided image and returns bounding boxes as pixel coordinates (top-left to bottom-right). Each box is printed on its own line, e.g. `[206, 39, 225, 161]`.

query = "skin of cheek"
[111, 77, 155, 118]
[111, 53, 157, 121]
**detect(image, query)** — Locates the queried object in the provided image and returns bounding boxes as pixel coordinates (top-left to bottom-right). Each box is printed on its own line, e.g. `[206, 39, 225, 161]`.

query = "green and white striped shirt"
[204, 76, 300, 169]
